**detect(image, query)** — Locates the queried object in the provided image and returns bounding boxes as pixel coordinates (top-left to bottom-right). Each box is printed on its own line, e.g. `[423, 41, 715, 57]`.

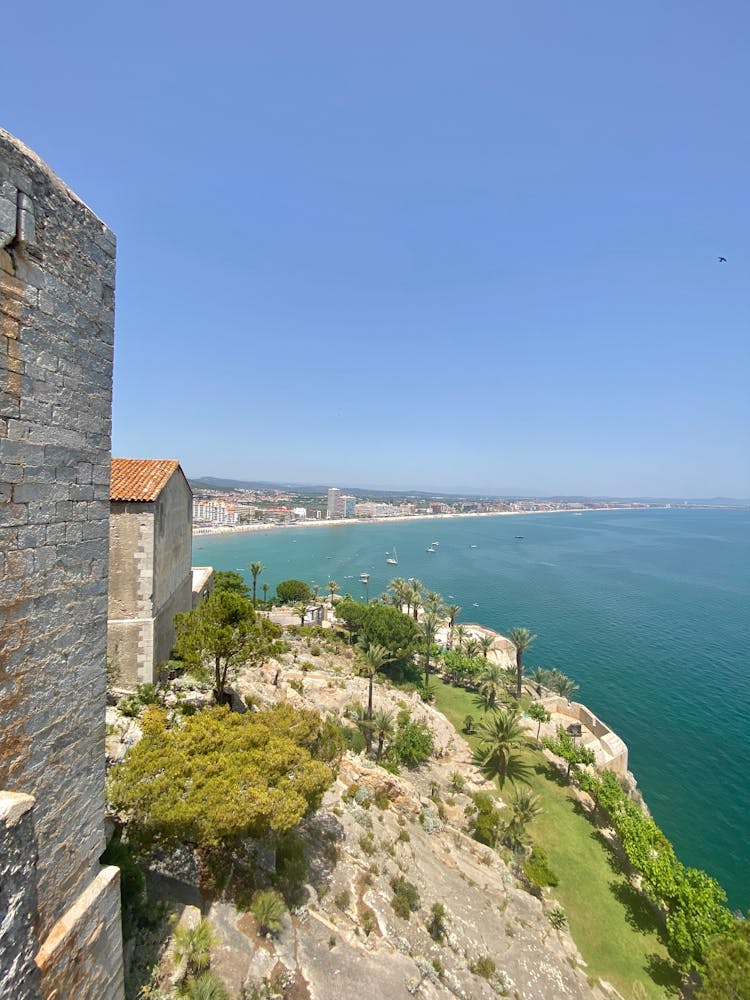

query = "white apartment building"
[193, 499, 238, 526]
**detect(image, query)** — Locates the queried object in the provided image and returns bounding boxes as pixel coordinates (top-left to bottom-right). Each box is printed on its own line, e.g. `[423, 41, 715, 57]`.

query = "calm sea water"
[194, 508, 750, 910]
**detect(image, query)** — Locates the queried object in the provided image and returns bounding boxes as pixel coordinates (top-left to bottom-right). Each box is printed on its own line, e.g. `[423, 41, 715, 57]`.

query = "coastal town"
[193, 482, 661, 530]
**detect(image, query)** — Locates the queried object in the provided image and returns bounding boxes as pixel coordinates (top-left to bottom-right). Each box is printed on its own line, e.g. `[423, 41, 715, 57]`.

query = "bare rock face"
[204, 747, 606, 999]
[141, 635, 619, 999]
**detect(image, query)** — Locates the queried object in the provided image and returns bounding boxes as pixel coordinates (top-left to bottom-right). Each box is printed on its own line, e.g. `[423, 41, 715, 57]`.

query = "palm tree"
[261, 582, 270, 607]
[550, 672, 579, 701]
[293, 602, 307, 626]
[347, 703, 373, 751]
[508, 627, 537, 700]
[530, 667, 549, 697]
[327, 580, 339, 605]
[372, 708, 395, 762]
[389, 577, 410, 614]
[478, 633, 496, 659]
[425, 591, 445, 618]
[311, 584, 320, 602]
[502, 789, 542, 851]
[472, 708, 532, 789]
[446, 604, 461, 629]
[464, 637, 481, 659]
[359, 642, 392, 720]
[248, 561, 265, 609]
[478, 662, 507, 710]
[409, 579, 425, 620]
[454, 624, 468, 652]
[420, 613, 440, 687]
[250, 890, 286, 936]
[527, 702, 551, 744]
[173, 919, 216, 980]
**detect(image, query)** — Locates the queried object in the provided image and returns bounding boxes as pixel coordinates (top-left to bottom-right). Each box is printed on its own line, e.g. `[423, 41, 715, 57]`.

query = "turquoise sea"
[194, 507, 750, 911]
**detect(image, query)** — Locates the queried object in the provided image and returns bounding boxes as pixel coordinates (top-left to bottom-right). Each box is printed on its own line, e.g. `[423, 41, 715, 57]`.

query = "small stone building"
[108, 458, 193, 687]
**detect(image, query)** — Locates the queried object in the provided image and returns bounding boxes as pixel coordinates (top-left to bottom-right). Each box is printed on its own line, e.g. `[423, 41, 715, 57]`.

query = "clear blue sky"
[4, 2, 748, 497]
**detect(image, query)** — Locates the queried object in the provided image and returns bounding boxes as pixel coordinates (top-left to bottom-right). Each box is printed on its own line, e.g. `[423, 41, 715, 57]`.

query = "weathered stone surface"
[0, 128, 123, 1000]
[0, 792, 42, 999]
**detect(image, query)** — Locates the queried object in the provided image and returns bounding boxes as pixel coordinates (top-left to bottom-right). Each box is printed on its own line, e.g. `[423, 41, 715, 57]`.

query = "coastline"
[193, 505, 662, 536]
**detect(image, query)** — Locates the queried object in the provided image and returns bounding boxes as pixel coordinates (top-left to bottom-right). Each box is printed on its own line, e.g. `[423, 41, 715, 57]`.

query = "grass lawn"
[431, 677, 681, 1000]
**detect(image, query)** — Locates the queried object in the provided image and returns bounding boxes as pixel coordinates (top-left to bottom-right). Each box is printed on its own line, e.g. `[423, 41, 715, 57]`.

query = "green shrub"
[463, 715, 475, 734]
[450, 770, 466, 792]
[523, 847, 559, 889]
[468, 792, 503, 848]
[359, 833, 376, 856]
[548, 905, 567, 929]
[469, 955, 496, 979]
[274, 832, 308, 902]
[397, 828, 411, 843]
[288, 678, 304, 695]
[373, 789, 390, 811]
[334, 889, 350, 910]
[361, 907, 377, 936]
[250, 890, 286, 935]
[137, 682, 159, 705]
[183, 971, 230, 1000]
[309, 645, 322, 657]
[390, 876, 420, 920]
[388, 720, 434, 768]
[426, 902, 447, 942]
[117, 694, 141, 718]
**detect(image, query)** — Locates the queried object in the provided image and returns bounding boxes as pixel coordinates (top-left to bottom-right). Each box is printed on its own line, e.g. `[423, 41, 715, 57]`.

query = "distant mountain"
[189, 477, 749, 506]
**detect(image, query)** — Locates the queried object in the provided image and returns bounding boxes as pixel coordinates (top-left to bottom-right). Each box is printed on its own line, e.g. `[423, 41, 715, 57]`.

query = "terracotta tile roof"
[110, 458, 182, 502]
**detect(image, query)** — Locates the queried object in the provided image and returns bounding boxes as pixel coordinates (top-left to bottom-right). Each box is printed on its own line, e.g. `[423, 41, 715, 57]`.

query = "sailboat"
[386, 547, 398, 565]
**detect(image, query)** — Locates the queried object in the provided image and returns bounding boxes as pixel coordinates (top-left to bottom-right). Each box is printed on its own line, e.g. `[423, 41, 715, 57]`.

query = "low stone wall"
[542, 696, 629, 775]
[35, 865, 124, 1000]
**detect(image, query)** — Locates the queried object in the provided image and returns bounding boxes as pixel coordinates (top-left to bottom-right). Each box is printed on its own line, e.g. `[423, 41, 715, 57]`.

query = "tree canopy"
[212, 570, 250, 598]
[276, 579, 311, 604]
[174, 590, 282, 702]
[335, 599, 420, 662]
[107, 704, 336, 851]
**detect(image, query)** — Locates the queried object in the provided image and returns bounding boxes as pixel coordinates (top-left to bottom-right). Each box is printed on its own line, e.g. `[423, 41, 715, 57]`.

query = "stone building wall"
[0, 130, 124, 999]
[108, 466, 193, 685]
[108, 500, 156, 687]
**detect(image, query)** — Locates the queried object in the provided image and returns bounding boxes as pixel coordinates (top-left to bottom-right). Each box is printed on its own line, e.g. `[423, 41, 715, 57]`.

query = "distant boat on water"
[386, 547, 398, 565]
[426, 545, 436, 553]
[470, 544, 478, 548]
[515, 535, 524, 539]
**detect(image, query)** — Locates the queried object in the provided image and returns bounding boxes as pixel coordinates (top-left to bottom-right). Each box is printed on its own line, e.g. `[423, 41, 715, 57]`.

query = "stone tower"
[0, 130, 124, 999]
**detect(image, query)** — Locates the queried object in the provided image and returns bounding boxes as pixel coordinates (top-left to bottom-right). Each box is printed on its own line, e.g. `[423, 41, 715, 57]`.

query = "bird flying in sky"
[718, 256, 727, 262]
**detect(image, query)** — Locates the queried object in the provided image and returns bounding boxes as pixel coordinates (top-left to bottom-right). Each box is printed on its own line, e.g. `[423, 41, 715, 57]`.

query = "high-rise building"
[341, 495, 356, 518]
[326, 487, 341, 519]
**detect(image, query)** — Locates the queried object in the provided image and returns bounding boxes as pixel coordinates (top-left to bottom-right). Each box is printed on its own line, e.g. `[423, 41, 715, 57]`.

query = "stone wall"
[0, 129, 124, 998]
[0, 792, 42, 999]
[108, 500, 155, 686]
[543, 696, 629, 774]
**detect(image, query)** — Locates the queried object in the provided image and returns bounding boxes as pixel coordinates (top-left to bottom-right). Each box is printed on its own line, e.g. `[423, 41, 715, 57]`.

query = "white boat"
[426, 545, 436, 553]
[432, 541, 439, 547]
[386, 547, 398, 565]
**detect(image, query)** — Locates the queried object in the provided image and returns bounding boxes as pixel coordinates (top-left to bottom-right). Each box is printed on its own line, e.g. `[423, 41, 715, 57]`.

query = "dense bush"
[523, 847, 559, 889]
[391, 876, 420, 919]
[387, 719, 434, 768]
[582, 770, 732, 970]
[467, 792, 503, 848]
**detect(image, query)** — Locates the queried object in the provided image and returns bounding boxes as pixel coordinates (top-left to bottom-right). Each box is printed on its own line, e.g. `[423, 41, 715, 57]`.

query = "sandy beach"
[193, 506, 655, 536]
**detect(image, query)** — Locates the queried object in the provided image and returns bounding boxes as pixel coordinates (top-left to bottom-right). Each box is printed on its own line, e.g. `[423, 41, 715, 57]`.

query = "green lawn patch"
[431, 677, 681, 1000]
